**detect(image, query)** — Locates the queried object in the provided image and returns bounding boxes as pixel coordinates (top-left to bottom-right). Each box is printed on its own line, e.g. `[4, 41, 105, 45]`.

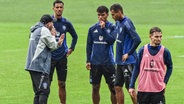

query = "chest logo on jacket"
[119, 27, 122, 33]
[106, 29, 110, 34]
[93, 29, 98, 33]
[62, 25, 66, 31]
[99, 36, 103, 41]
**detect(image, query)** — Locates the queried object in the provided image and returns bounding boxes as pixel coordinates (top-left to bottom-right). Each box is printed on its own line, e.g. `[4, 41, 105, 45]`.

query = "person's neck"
[118, 14, 125, 22]
[103, 20, 108, 23]
[150, 43, 159, 47]
[54, 14, 62, 19]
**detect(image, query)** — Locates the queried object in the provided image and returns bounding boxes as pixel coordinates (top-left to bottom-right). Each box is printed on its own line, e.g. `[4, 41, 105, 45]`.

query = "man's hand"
[86, 63, 91, 70]
[66, 48, 73, 57]
[129, 88, 136, 98]
[100, 20, 105, 28]
[58, 33, 65, 46]
[122, 53, 129, 62]
[51, 27, 57, 36]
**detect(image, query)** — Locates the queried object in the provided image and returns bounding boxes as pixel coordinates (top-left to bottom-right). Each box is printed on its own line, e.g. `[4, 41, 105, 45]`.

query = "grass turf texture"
[0, 0, 184, 103]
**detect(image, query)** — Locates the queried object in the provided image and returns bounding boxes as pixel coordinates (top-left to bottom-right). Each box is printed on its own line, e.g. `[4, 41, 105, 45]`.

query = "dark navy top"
[86, 21, 116, 65]
[115, 16, 141, 65]
[129, 44, 173, 88]
[51, 17, 78, 60]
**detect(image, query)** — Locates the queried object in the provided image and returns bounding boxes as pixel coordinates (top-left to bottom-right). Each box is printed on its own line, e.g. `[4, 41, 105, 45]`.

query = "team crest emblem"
[43, 82, 48, 89]
[119, 27, 122, 33]
[62, 25, 66, 31]
[150, 59, 154, 68]
[106, 29, 110, 33]
[99, 36, 103, 41]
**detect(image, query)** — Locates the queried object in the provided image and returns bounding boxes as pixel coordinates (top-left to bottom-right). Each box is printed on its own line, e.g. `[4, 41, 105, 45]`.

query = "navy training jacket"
[86, 21, 116, 65]
[115, 16, 141, 65]
[51, 17, 78, 60]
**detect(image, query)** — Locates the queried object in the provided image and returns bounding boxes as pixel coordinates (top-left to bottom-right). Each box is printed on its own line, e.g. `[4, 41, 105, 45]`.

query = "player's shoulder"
[61, 17, 72, 24]
[123, 16, 135, 28]
[139, 45, 145, 51]
[89, 23, 98, 30]
[137, 45, 145, 56]
[41, 26, 49, 31]
[123, 16, 133, 23]
[41, 26, 50, 34]
[138, 45, 145, 52]
[107, 21, 113, 24]
[163, 46, 171, 54]
[106, 21, 115, 27]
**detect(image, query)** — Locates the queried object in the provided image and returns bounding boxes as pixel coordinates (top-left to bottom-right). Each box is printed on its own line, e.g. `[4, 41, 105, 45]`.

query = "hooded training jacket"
[25, 22, 60, 74]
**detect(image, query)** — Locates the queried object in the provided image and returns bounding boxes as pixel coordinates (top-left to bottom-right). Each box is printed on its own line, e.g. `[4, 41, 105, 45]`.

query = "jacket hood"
[30, 22, 44, 33]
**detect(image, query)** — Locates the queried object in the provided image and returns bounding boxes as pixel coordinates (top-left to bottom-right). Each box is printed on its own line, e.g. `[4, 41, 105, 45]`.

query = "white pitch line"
[174, 66, 184, 69]
[167, 35, 184, 39]
[178, 55, 184, 58]
[0, 49, 26, 53]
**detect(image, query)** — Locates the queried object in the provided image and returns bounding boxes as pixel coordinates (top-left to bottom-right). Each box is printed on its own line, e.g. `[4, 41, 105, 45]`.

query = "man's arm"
[41, 27, 64, 50]
[129, 46, 144, 88]
[129, 46, 143, 97]
[122, 23, 141, 61]
[86, 28, 93, 70]
[164, 48, 173, 84]
[68, 22, 78, 51]
[101, 23, 116, 45]
[127, 27, 141, 56]
[86, 28, 93, 63]
[65, 22, 78, 57]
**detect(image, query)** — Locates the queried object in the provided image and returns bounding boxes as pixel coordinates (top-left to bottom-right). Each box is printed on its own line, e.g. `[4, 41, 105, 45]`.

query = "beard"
[56, 14, 62, 17]
[56, 11, 62, 17]
[155, 42, 161, 46]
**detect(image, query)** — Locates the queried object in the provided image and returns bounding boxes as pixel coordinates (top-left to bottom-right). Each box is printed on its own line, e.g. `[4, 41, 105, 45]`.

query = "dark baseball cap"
[40, 14, 53, 24]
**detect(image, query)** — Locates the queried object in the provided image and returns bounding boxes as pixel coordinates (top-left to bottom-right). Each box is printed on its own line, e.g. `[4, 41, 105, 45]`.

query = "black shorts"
[137, 90, 165, 104]
[90, 65, 115, 85]
[114, 64, 134, 89]
[50, 56, 67, 81]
